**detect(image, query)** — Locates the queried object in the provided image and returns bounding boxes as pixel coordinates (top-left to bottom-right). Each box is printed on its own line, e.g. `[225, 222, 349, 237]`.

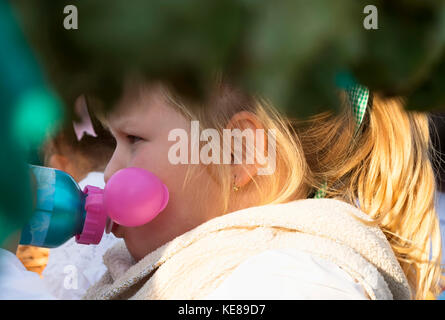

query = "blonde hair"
[161, 80, 442, 300]
[296, 95, 442, 299]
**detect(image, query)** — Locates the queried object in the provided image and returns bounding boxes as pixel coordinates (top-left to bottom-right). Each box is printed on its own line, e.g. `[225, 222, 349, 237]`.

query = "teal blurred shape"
[0, 0, 63, 246]
[335, 71, 357, 90]
[11, 87, 63, 153]
[20, 165, 86, 248]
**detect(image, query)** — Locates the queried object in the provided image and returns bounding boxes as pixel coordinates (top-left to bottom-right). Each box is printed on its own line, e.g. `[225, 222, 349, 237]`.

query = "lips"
[105, 217, 113, 234]
[105, 217, 121, 236]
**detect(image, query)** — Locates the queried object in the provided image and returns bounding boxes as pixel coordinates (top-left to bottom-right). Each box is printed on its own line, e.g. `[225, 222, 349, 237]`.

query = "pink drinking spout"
[75, 167, 169, 245]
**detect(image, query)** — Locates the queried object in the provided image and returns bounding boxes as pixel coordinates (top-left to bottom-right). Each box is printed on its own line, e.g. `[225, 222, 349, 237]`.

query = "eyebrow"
[106, 114, 140, 137]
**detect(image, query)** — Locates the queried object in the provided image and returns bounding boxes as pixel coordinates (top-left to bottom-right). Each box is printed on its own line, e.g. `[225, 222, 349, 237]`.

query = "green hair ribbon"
[313, 84, 370, 199]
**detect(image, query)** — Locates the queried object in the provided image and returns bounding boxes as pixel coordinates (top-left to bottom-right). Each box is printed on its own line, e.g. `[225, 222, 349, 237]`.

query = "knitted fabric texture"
[83, 198, 412, 300]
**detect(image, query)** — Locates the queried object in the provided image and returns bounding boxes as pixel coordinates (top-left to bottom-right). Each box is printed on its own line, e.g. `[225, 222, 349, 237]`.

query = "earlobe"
[233, 164, 258, 188]
[226, 111, 264, 189]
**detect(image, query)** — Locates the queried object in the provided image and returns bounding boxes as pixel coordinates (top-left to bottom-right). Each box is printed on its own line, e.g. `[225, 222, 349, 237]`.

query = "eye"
[126, 135, 144, 144]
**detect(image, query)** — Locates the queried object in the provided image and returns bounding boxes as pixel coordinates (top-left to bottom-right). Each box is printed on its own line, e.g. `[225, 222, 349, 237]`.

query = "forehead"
[105, 83, 168, 129]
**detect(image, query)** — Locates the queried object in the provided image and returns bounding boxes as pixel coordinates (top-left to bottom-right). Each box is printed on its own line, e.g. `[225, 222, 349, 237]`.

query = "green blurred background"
[1, 0, 445, 245]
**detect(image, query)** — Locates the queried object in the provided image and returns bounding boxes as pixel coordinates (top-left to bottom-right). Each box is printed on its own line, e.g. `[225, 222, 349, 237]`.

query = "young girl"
[80, 76, 442, 300]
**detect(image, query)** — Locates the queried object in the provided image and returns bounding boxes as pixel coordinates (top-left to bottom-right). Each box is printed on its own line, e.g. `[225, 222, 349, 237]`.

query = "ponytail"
[296, 94, 442, 299]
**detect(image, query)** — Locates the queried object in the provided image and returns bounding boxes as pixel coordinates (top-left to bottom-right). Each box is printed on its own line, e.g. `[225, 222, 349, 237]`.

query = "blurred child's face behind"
[104, 83, 223, 261]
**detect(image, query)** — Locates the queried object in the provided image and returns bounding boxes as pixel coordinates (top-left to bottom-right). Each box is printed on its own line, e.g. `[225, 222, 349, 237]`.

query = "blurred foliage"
[1, 0, 445, 250]
[0, 0, 63, 246]
[10, 0, 445, 118]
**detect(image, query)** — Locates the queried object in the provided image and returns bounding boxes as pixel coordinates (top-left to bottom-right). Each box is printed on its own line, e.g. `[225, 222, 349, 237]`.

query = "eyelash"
[126, 135, 143, 144]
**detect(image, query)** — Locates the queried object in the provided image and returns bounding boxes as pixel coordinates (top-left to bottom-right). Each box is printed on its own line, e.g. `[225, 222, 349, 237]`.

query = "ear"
[48, 154, 70, 172]
[48, 154, 85, 181]
[225, 111, 266, 188]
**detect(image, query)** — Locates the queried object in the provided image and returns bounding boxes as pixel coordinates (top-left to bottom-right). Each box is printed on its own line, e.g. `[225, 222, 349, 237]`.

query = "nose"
[104, 150, 123, 184]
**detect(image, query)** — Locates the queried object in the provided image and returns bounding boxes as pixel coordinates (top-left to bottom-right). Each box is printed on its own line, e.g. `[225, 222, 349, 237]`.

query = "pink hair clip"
[72, 95, 97, 141]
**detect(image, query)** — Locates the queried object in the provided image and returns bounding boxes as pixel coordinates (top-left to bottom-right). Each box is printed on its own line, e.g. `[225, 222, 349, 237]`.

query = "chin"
[123, 238, 148, 262]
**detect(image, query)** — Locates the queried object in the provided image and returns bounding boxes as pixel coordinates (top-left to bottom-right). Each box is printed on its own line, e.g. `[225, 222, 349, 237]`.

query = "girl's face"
[103, 84, 223, 261]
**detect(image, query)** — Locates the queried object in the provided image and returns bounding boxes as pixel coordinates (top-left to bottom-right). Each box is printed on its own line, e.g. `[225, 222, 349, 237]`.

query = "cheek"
[131, 142, 191, 204]
[130, 140, 173, 174]
[119, 170, 223, 261]
[119, 137, 221, 259]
